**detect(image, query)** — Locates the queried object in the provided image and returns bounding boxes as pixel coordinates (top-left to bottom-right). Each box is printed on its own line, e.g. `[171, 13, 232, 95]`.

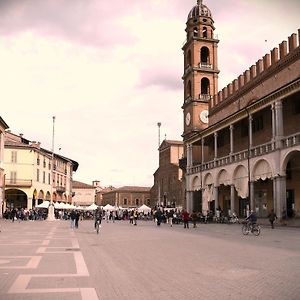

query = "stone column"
[230, 125, 234, 154]
[201, 138, 205, 164]
[275, 99, 284, 148]
[214, 132, 218, 160]
[273, 176, 286, 218]
[214, 186, 219, 214]
[271, 103, 276, 140]
[186, 191, 193, 213]
[248, 115, 253, 148]
[187, 144, 193, 169]
[230, 184, 235, 215]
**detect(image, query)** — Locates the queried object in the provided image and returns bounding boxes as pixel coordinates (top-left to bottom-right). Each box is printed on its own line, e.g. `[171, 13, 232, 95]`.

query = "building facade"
[0, 117, 9, 217]
[72, 180, 96, 207]
[150, 140, 185, 209]
[182, 1, 300, 220]
[102, 186, 151, 208]
[4, 131, 78, 209]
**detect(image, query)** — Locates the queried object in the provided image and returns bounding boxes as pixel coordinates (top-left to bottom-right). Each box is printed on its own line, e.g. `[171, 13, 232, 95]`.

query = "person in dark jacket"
[268, 209, 277, 229]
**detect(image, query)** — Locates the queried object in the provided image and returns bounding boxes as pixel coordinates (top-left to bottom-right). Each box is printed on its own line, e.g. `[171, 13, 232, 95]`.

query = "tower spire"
[197, 0, 202, 6]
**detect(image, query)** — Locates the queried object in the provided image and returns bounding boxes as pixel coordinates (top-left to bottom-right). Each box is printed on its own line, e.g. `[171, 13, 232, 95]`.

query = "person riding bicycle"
[246, 210, 257, 228]
[94, 207, 102, 229]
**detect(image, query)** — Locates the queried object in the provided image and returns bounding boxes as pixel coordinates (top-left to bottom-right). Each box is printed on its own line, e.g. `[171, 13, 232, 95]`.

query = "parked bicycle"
[242, 221, 261, 236]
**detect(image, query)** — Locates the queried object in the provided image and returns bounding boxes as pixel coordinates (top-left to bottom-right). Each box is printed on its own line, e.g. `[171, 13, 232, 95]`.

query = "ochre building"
[181, 1, 300, 220]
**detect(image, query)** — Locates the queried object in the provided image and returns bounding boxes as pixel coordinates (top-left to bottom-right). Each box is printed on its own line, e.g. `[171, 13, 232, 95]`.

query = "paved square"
[0, 219, 300, 299]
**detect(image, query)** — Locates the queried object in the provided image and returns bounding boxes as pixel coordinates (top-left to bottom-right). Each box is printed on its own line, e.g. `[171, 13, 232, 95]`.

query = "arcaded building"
[4, 131, 78, 209]
[0, 117, 9, 216]
[150, 140, 185, 209]
[181, 1, 300, 219]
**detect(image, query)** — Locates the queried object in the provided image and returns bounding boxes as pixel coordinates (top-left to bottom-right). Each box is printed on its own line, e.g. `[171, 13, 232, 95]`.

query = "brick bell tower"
[182, 0, 219, 140]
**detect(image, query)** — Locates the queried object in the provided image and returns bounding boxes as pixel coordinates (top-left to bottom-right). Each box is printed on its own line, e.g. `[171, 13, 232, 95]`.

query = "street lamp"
[157, 122, 161, 208]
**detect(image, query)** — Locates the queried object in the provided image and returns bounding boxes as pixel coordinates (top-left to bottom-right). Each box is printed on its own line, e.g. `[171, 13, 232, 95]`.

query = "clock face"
[185, 112, 191, 126]
[199, 110, 208, 124]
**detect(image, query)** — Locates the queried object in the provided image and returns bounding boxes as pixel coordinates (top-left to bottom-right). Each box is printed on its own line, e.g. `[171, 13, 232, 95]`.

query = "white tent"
[138, 204, 151, 213]
[36, 200, 50, 208]
[86, 203, 99, 211]
[102, 204, 116, 211]
[54, 202, 64, 209]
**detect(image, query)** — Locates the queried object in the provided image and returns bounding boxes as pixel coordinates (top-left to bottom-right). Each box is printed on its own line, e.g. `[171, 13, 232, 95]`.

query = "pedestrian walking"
[268, 209, 277, 229]
[155, 209, 162, 226]
[167, 210, 174, 227]
[70, 210, 76, 229]
[191, 210, 198, 228]
[75, 211, 80, 228]
[182, 209, 190, 229]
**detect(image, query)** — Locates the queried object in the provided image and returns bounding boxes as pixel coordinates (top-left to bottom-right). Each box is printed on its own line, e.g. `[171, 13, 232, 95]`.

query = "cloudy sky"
[1, 0, 299, 187]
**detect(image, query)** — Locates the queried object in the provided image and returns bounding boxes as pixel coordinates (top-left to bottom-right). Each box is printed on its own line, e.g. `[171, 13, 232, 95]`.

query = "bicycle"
[95, 219, 101, 234]
[242, 221, 261, 236]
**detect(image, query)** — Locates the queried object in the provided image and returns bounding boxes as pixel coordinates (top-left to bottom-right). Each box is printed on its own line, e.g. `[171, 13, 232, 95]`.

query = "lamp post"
[48, 116, 56, 221]
[157, 122, 161, 208]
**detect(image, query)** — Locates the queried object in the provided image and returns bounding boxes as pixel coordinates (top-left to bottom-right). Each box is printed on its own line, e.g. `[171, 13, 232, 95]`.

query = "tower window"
[201, 78, 210, 95]
[186, 50, 192, 67]
[193, 27, 198, 37]
[202, 27, 208, 38]
[200, 47, 210, 64]
[187, 81, 192, 98]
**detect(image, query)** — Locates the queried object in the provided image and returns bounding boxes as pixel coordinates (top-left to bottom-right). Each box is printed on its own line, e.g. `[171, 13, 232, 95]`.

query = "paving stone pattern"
[0, 219, 300, 300]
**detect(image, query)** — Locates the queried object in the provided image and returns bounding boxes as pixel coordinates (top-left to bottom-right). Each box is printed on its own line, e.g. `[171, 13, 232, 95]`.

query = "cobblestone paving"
[0, 219, 300, 300]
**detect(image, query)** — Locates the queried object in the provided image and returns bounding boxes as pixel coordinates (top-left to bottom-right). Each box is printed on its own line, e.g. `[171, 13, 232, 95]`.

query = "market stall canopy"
[137, 204, 151, 213]
[86, 203, 99, 211]
[102, 204, 116, 211]
[36, 201, 50, 208]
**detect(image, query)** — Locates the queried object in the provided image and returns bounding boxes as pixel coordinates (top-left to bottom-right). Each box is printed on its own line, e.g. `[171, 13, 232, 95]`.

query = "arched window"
[200, 47, 210, 64]
[202, 27, 208, 38]
[193, 27, 198, 37]
[186, 50, 192, 67]
[201, 78, 210, 95]
[187, 80, 192, 97]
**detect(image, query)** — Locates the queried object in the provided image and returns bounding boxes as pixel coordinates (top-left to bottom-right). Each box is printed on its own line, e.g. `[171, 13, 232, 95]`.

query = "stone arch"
[38, 190, 44, 200]
[233, 165, 248, 199]
[217, 169, 230, 186]
[192, 176, 201, 191]
[252, 159, 272, 181]
[203, 173, 213, 186]
[45, 191, 51, 201]
[5, 189, 28, 209]
[281, 150, 300, 175]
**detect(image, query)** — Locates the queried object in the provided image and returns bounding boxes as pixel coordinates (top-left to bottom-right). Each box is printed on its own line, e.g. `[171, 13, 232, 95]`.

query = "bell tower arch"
[182, 0, 219, 140]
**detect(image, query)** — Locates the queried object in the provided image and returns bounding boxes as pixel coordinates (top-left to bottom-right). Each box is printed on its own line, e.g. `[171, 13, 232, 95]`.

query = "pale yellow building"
[0, 117, 9, 216]
[4, 131, 78, 209]
[72, 180, 96, 207]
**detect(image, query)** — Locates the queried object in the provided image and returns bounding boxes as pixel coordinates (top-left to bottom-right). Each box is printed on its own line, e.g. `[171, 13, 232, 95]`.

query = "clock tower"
[182, 0, 219, 140]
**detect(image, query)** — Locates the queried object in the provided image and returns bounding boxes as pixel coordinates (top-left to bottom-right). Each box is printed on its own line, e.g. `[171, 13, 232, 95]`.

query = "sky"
[1, 0, 299, 188]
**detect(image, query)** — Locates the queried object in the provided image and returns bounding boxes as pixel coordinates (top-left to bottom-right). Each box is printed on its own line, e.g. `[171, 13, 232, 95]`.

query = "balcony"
[5, 179, 32, 187]
[199, 94, 211, 101]
[187, 132, 300, 175]
[199, 62, 212, 69]
[55, 186, 66, 193]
